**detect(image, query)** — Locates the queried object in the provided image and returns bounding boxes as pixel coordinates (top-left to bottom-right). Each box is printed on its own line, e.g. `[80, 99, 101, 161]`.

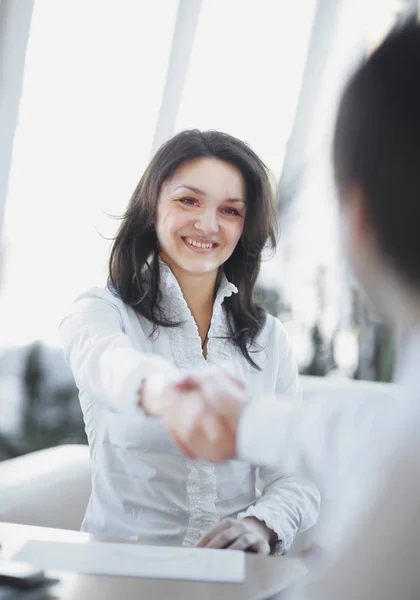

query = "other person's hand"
[163, 368, 246, 461]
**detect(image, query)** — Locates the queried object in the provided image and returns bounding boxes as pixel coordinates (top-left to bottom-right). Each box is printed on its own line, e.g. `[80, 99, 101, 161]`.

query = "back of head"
[333, 21, 420, 287]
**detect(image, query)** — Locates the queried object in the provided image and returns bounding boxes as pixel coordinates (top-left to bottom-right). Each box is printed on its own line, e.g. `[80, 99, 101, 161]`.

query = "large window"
[0, 0, 405, 369]
[0, 0, 178, 346]
[176, 0, 316, 177]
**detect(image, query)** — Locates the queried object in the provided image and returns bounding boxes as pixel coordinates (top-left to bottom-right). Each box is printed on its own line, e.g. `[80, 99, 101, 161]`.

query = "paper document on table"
[14, 540, 245, 583]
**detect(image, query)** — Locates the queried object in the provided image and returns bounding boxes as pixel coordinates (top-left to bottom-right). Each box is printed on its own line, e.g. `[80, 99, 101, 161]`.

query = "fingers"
[170, 369, 246, 437]
[196, 518, 271, 554]
[202, 527, 242, 549]
[183, 375, 245, 430]
[165, 392, 236, 461]
[197, 518, 237, 548]
[229, 536, 271, 555]
[188, 414, 234, 462]
[197, 519, 240, 548]
[168, 428, 196, 459]
[173, 374, 213, 403]
[174, 377, 200, 393]
[199, 411, 229, 445]
[162, 368, 245, 461]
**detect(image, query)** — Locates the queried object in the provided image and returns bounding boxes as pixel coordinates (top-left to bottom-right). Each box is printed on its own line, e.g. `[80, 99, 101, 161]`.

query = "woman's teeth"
[185, 238, 215, 249]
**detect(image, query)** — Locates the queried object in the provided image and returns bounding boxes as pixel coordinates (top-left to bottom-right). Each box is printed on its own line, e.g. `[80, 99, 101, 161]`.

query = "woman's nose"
[194, 209, 219, 235]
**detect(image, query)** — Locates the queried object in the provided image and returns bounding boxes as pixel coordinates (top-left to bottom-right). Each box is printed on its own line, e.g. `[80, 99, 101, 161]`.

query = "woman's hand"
[163, 368, 247, 461]
[196, 517, 276, 555]
[174, 368, 245, 428]
[139, 373, 180, 417]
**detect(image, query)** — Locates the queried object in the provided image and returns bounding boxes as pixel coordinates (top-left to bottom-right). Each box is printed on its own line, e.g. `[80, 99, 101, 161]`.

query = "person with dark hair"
[160, 23, 420, 598]
[60, 129, 320, 553]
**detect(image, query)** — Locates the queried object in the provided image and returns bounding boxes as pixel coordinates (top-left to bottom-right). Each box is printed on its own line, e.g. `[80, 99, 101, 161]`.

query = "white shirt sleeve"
[237, 387, 406, 484]
[237, 380, 416, 598]
[297, 422, 420, 600]
[59, 288, 179, 413]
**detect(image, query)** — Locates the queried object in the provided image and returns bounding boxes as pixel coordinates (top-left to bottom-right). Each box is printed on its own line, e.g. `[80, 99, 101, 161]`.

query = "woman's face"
[156, 157, 246, 277]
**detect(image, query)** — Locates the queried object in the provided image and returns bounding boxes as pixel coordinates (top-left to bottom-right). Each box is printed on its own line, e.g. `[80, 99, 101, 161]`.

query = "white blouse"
[59, 262, 320, 554]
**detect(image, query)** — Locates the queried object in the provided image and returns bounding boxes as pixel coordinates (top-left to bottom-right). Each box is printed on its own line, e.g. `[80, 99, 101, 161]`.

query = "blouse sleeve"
[59, 288, 179, 413]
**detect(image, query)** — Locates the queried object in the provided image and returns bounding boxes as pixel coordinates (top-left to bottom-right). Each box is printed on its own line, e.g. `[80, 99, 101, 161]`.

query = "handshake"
[140, 368, 246, 461]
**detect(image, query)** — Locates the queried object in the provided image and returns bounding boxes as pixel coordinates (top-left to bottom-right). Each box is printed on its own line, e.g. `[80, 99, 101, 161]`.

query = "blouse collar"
[158, 259, 238, 315]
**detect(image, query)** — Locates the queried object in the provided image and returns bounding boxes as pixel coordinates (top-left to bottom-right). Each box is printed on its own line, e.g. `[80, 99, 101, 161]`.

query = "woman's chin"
[174, 254, 222, 276]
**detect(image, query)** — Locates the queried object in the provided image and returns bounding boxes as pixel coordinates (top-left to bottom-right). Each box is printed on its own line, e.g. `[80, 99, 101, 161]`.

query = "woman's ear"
[341, 183, 373, 246]
[339, 183, 381, 289]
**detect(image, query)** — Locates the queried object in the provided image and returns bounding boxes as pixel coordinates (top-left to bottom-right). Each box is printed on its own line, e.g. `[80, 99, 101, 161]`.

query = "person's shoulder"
[69, 285, 130, 318]
[74, 285, 119, 303]
[259, 313, 291, 348]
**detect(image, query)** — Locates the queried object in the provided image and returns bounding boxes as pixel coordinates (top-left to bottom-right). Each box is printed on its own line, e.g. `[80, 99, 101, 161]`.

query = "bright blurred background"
[0, 0, 415, 459]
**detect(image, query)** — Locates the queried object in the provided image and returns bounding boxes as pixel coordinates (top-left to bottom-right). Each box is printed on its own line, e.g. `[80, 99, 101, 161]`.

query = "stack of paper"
[14, 540, 245, 584]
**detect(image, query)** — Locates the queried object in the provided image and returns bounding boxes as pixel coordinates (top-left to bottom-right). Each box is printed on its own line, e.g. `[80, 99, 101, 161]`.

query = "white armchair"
[0, 444, 91, 530]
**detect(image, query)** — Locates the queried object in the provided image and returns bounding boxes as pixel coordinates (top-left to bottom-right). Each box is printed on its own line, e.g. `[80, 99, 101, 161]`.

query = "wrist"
[243, 517, 278, 546]
[139, 374, 172, 416]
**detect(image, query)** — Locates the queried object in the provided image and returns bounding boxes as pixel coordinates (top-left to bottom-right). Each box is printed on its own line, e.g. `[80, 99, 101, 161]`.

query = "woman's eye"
[223, 207, 241, 216]
[179, 197, 197, 206]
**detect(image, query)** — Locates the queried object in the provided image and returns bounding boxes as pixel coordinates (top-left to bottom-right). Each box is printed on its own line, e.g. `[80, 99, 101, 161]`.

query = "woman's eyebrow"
[173, 184, 206, 196]
[173, 184, 246, 203]
[225, 198, 246, 204]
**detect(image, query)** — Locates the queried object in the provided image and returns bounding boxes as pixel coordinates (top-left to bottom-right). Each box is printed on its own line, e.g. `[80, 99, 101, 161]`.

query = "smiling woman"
[108, 130, 277, 368]
[59, 129, 320, 555]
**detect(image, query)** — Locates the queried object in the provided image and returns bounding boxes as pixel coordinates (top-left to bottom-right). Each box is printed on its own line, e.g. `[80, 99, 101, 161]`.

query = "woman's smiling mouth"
[182, 237, 219, 252]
